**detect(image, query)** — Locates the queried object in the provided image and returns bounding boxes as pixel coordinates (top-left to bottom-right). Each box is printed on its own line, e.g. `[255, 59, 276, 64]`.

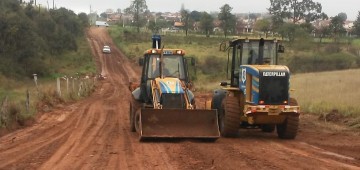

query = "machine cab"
[225, 38, 284, 88]
[143, 49, 187, 80]
[138, 49, 193, 104]
[140, 49, 190, 83]
[225, 38, 289, 105]
[239, 39, 282, 65]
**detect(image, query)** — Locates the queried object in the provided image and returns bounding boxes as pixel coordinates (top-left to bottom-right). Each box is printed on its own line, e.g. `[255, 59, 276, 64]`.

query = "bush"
[198, 55, 226, 76]
[324, 44, 342, 53]
[286, 50, 357, 73]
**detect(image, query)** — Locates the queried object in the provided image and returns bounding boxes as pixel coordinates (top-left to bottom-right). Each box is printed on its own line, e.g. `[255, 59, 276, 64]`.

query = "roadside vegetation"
[291, 69, 360, 128]
[0, 1, 96, 130]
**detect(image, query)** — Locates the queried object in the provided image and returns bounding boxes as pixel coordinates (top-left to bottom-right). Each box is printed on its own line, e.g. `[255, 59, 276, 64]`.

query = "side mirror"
[138, 58, 144, 66]
[278, 45, 285, 53]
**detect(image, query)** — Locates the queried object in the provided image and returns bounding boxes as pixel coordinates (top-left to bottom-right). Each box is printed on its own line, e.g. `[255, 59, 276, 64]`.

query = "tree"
[268, 0, 327, 24]
[315, 24, 330, 43]
[254, 19, 271, 37]
[78, 12, 89, 28]
[278, 23, 299, 42]
[300, 22, 314, 34]
[190, 10, 201, 22]
[0, 0, 88, 78]
[218, 4, 236, 37]
[353, 11, 360, 36]
[181, 8, 191, 36]
[100, 12, 107, 19]
[199, 12, 214, 37]
[148, 20, 159, 33]
[329, 15, 346, 41]
[338, 12, 347, 21]
[126, 0, 148, 32]
[249, 13, 259, 21]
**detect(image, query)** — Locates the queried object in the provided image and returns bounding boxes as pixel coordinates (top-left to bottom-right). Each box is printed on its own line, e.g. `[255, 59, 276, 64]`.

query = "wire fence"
[0, 74, 100, 128]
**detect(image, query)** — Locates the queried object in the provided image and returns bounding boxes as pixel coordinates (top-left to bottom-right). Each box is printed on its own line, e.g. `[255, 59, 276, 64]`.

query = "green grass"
[291, 69, 360, 117]
[48, 37, 97, 78]
[0, 35, 96, 129]
[352, 39, 360, 46]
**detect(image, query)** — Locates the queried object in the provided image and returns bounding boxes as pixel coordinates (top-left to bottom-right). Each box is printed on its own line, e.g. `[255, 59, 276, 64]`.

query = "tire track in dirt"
[0, 103, 84, 169]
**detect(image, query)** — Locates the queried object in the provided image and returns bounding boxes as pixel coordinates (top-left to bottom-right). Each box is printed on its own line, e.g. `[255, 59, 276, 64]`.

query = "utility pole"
[90, 5, 92, 25]
[247, 12, 250, 33]
[53, 0, 55, 9]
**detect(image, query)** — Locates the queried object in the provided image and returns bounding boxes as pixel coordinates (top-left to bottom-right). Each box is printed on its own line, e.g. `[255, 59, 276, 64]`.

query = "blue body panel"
[239, 65, 291, 105]
[239, 65, 260, 104]
[158, 79, 184, 94]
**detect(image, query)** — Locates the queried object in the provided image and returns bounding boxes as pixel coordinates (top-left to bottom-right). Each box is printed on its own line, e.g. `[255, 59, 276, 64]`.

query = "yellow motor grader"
[129, 35, 220, 141]
[211, 38, 300, 139]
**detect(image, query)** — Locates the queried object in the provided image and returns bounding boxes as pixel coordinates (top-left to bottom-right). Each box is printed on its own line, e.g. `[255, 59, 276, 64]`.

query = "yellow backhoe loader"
[129, 35, 220, 141]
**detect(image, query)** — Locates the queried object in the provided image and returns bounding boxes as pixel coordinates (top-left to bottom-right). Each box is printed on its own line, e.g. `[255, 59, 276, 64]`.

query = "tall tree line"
[126, 0, 360, 40]
[0, 0, 89, 78]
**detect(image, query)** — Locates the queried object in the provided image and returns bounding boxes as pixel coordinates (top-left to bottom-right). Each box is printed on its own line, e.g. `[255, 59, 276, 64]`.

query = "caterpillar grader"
[211, 38, 300, 139]
[129, 35, 220, 141]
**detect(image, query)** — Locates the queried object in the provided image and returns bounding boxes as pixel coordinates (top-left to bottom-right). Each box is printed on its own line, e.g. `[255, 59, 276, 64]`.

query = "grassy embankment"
[291, 69, 360, 128]
[0, 36, 96, 128]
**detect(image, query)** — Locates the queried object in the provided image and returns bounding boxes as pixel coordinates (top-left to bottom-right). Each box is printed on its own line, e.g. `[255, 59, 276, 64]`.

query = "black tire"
[219, 95, 242, 137]
[276, 98, 299, 139]
[289, 98, 298, 106]
[135, 110, 142, 134]
[276, 116, 299, 139]
[260, 124, 276, 133]
[129, 102, 136, 132]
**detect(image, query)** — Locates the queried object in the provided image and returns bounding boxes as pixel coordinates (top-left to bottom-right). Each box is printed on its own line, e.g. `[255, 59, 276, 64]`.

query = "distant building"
[107, 13, 121, 22]
[174, 21, 184, 28]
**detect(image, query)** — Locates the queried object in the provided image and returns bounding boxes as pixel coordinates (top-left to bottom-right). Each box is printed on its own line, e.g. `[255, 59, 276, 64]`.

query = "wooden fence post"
[66, 77, 69, 95]
[0, 96, 9, 127]
[26, 90, 30, 112]
[57, 77, 61, 96]
[78, 81, 83, 97]
[72, 78, 75, 93]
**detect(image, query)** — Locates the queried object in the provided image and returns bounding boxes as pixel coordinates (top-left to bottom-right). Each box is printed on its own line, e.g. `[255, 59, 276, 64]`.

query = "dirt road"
[0, 27, 359, 170]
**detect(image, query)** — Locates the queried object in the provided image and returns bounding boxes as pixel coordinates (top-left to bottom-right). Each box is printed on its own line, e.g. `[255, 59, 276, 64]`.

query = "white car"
[102, 45, 111, 53]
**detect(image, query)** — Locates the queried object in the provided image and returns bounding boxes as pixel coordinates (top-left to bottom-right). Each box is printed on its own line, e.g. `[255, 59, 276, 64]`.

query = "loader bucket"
[138, 108, 220, 140]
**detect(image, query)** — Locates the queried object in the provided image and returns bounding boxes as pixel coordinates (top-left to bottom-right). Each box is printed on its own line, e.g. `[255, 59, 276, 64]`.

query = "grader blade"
[138, 108, 220, 140]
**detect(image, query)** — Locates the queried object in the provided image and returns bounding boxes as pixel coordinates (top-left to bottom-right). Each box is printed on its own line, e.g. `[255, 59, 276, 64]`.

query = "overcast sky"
[35, 0, 359, 20]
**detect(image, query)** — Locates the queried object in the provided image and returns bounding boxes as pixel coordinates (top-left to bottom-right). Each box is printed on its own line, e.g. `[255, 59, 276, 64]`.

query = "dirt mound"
[318, 109, 345, 122]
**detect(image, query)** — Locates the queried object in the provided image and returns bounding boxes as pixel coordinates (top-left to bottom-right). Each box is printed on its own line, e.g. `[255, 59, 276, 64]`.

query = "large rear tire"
[219, 95, 242, 137]
[276, 98, 299, 139]
[134, 109, 141, 134]
[276, 116, 299, 139]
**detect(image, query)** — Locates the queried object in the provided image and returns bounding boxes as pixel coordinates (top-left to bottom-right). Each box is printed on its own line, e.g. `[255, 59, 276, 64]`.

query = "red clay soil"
[0, 27, 359, 170]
